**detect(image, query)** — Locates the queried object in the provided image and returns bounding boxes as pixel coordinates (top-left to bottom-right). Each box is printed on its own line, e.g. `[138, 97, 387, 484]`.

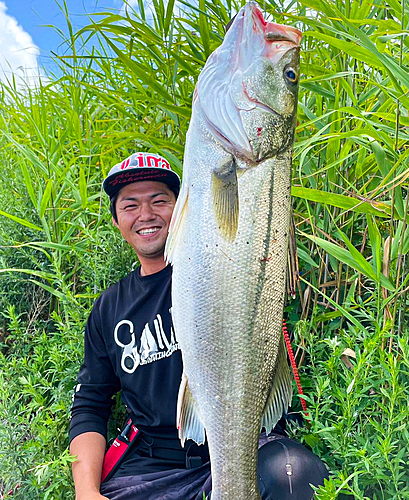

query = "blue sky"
[8, 1, 109, 64]
[0, 0, 197, 83]
[0, 0, 126, 82]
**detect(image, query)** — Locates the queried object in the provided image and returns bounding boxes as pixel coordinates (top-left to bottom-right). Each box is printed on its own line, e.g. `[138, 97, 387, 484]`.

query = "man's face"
[113, 181, 176, 261]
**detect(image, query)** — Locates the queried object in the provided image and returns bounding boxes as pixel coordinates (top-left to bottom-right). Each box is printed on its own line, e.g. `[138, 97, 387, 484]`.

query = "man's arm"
[70, 296, 121, 499]
[70, 432, 109, 500]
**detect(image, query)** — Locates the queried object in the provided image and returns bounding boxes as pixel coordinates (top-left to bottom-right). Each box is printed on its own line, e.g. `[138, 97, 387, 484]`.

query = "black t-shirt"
[69, 265, 183, 443]
[69, 264, 288, 477]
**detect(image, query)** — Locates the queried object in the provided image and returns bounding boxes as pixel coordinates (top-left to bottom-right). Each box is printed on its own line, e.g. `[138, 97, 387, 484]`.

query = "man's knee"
[257, 438, 329, 500]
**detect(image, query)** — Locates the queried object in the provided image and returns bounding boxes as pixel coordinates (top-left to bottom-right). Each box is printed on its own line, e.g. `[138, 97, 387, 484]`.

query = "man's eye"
[124, 204, 138, 210]
[154, 199, 167, 204]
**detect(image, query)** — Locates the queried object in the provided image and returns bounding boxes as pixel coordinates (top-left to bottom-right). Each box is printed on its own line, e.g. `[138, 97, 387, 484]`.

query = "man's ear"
[112, 217, 119, 228]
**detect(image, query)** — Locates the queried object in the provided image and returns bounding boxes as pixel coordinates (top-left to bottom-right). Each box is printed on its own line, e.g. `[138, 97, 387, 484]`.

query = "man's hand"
[70, 432, 108, 500]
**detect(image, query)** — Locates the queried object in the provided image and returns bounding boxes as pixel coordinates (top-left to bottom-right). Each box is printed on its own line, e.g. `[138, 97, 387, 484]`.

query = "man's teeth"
[138, 228, 159, 235]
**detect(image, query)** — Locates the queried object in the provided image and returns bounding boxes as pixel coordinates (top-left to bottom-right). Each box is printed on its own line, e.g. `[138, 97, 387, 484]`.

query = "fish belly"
[171, 148, 293, 499]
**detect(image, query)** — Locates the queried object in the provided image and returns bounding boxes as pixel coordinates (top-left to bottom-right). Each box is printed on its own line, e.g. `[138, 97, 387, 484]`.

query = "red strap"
[101, 437, 130, 483]
[282, 318, 308, 416]
[101, 422, 139, 483]
[128, 424, 139, 441]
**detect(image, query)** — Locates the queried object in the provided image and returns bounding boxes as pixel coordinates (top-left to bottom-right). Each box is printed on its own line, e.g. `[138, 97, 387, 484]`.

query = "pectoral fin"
[212, 156, 239, 242]
[177, 373, 206, 446]
[261, 337, 293, 434]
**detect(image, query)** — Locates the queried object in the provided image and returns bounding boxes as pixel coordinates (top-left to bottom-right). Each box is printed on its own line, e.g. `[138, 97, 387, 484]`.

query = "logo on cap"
[103, 151, 180, 198]
[120, 153, 171, 171]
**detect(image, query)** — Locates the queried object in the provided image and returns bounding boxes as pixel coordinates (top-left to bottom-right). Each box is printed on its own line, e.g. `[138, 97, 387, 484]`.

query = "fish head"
[196, 1, 302, 163]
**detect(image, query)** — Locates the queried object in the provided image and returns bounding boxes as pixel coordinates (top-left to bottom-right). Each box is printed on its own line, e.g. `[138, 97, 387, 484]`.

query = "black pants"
[101, 434, 329, 500]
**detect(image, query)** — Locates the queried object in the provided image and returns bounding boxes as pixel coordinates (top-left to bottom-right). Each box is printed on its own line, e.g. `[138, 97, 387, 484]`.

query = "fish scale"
[166, 3, 301, 498]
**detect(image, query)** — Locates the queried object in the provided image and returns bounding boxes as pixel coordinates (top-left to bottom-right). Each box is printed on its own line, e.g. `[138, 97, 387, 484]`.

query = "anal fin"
[177, 373, 206, 446]
[212, 156, 239, 242]
[261, 336, 293, 434]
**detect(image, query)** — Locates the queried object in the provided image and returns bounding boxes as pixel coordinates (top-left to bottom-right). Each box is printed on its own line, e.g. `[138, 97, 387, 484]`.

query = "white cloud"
[0, 1, 42, 87]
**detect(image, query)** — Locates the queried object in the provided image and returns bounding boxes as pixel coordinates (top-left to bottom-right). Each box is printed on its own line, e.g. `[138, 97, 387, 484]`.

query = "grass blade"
[0, 210, 42, 232]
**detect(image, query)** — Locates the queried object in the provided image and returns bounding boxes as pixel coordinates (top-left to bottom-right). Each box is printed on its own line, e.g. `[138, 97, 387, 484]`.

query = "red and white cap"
[103, 152, 181, 198]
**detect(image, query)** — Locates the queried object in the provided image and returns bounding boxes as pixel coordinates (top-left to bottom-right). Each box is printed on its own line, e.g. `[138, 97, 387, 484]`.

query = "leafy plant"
[0, 0, 407, 498]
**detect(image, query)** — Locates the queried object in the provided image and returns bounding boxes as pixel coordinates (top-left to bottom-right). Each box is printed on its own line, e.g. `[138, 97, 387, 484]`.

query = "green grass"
[0, 0, 407, 498]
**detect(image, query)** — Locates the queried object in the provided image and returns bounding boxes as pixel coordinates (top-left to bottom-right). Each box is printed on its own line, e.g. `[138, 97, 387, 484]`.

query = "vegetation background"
[0, 0, 408, 498]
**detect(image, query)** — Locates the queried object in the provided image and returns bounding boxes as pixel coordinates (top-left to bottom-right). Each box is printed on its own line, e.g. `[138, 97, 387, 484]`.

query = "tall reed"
[0, 0, 407, 497]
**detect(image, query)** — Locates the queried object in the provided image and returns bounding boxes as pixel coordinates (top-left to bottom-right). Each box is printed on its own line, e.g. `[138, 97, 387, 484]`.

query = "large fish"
[166, 3, 302, 499]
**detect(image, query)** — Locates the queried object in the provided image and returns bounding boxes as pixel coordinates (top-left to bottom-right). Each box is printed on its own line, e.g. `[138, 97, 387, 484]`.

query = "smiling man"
[69, 152, 328, 500]
[69, 152, 195, 500]
[113, 181, 175, 273]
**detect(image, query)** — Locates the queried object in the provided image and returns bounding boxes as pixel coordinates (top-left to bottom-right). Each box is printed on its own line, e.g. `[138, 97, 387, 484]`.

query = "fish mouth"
[249, 2, 302, 46]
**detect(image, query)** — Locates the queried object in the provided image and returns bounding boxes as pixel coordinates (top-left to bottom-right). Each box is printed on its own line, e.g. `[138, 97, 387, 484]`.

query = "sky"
[0, 0, 198, 85]
[0, 0, 131, 83]
[0, 0, 206, 85]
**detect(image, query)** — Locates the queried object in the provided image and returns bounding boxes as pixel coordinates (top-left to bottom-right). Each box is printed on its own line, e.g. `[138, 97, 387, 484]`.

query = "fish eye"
[284, 67, 298, 84]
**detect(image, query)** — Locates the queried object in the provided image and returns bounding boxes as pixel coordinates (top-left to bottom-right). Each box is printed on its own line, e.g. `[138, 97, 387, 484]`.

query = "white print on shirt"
[72, 383, 82, 401]
[114, 312, 179, 374]
[114, 319, 140, 373]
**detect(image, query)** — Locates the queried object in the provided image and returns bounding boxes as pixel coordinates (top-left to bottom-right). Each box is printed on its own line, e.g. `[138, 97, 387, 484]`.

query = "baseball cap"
[103, 152, 181, 198]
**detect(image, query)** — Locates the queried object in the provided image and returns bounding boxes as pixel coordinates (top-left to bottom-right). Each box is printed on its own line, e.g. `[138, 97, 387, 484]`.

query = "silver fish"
[166, 3, 302, 499]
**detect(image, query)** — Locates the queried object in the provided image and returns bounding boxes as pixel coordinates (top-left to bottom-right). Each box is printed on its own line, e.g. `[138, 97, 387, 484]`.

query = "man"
[70, 152, 328, 500]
